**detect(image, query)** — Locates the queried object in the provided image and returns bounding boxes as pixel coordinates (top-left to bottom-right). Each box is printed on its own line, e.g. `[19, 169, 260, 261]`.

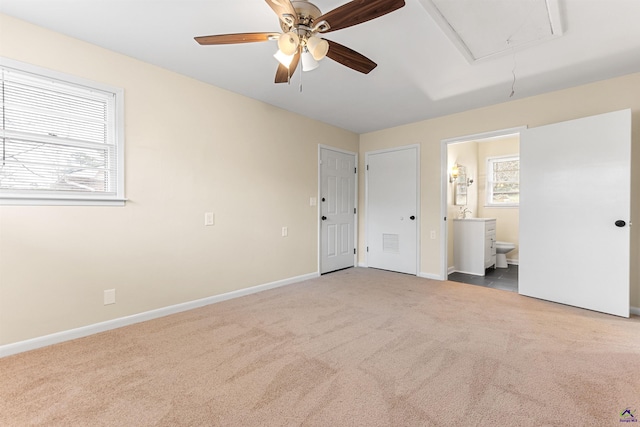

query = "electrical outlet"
[104, 289, 116, 305]
[204, 212, 215, 226]
[430, 230, 436, 239]
[282, 226, 288, 237]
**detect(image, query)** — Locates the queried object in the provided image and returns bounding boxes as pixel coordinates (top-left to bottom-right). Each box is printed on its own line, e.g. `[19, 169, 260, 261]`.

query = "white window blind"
[486, 155, 519, 206]
[0, 60, 124, 205]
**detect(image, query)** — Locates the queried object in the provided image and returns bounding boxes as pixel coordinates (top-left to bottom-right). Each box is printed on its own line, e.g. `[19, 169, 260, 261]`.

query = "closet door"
[366, 146, 419, 275]
[519, 109, 631, 317]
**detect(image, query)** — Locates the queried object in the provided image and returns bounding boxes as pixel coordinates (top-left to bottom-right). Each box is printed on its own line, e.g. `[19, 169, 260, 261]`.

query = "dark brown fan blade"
[265, 0, 299, 27]
[325, 40, 377, 74]
[195, 32, 280, 45]
[314, 0, 405, 33]
[275, 51, 300, 83]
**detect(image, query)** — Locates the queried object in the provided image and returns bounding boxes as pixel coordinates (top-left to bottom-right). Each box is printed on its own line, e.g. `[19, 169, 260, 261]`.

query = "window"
[0, 58, 124, 205]
[486, 155, 519, 206]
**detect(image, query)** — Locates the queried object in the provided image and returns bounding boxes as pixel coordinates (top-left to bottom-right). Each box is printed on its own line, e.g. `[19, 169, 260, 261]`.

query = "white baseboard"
[447, 266, 456, 275]
[507, 259, 519, 265]
[419, 272, 444, 280]
[3, 271, 637, 358]
[0, 272, 319, 358]
[357, 262, 367, 268]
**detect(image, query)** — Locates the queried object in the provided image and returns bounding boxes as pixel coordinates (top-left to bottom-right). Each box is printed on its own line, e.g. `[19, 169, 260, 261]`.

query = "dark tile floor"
[448, 264, 518, 293]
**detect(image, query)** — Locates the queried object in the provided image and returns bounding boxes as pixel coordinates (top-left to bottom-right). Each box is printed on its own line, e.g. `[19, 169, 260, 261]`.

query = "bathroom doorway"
[448, 265, 518, 292]
[441, 128, 522, 292]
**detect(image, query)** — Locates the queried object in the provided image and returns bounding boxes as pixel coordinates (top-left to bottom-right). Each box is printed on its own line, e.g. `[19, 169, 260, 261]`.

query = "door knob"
[410, 215, 416, 220]
[615, 220, 626, 227]
[321, 216, 327, 221]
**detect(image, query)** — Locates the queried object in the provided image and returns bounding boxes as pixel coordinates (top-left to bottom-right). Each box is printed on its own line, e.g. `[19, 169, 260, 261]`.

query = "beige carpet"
[1, 268, 639, 426]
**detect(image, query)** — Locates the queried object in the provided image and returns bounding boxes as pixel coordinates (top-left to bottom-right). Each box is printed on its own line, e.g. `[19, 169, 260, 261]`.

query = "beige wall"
[2, 14, 640, 348]
[477, 135, 520, 262]
[0, 15, 358, 345]
[359, 72, 640, 309]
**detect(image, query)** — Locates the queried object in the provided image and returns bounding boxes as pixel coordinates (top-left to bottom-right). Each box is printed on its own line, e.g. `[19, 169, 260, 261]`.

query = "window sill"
[0, 197, 127, 206]
[484, 204, 519, 208]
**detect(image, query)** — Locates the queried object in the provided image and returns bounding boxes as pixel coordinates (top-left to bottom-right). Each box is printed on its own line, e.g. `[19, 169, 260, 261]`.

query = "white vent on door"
[383, 234, 400, 253]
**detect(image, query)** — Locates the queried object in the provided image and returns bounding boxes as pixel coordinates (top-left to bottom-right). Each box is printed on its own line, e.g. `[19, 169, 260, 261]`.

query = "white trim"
[2, 270, 636, 358]
[317, 145, 358, 274]
[416, 146, 422, 276]
[441, 127, 527, 282]
[440, 141, 449, 281]
[485, 154, 520, 207]
[0, 56, 126, 206]
[447, 266, 456, 275]
[441, 127, 526, 145]
[0, 56, 123, 95]
[365, 144, 421, 276]
[507, 259, 519, 266]
[357, 262, 368, 268]
[0, 272, 318, 358]
[419, 272, 443, 281]
[0, 197, 126, 206]
[483, 204, 519, 208]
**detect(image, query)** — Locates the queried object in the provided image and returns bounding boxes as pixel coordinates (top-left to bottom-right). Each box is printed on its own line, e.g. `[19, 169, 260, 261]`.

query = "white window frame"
[485, 155, 519, 207]
[0, 57, 125, 206]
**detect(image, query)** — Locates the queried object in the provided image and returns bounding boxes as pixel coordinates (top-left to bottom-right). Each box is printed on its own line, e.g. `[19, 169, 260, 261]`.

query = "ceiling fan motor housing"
[280, 1, 323, 35]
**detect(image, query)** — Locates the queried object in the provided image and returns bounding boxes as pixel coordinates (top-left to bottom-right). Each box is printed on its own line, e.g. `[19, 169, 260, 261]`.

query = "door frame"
[318, 145, 358, 274]
[440, 127, 526, 280]
[364, 144, 421, 274]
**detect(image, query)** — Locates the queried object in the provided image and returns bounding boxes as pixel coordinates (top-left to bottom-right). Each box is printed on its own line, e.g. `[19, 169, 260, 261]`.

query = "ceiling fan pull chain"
[299, 45, 303, 93]
[299, 64, 303, 93]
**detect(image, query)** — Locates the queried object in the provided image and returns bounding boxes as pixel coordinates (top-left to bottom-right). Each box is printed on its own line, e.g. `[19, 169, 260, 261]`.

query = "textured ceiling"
[1, 0, 640, 134]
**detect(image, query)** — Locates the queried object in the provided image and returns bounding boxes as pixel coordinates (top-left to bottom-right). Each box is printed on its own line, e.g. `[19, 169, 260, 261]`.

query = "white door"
[366, 146, 419, 275]
[520, 109, 631, 317]
[320, 148, 356, 274]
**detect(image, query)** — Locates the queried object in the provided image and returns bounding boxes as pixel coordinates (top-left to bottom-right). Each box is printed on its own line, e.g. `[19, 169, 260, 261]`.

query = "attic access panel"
[421, 0, 563, 62]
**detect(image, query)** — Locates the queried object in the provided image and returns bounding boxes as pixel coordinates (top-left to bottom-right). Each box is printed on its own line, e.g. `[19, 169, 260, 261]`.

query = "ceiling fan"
[194, 0, 406, 83]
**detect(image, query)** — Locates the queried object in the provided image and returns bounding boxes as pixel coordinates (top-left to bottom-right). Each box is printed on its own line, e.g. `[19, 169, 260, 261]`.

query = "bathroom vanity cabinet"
[453, 218, 496, 276]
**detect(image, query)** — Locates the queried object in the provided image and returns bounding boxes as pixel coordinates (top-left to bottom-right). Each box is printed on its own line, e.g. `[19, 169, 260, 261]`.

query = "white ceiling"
[425, 0, 563, 61]
[2, 0, 640, 134]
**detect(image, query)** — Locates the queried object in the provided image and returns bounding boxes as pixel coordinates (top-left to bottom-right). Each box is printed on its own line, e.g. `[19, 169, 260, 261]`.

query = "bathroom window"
[486, 155, 519, 206]
[0, 57, 125, 206]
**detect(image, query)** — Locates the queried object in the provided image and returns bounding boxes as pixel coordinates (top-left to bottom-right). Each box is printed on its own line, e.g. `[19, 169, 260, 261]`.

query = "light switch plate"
[310, 197, 317, 206]
[204, 212, 215, 226]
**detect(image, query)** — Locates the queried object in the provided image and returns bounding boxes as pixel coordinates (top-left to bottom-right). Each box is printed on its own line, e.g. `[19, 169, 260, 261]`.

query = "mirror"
[454, 165, 467, 206]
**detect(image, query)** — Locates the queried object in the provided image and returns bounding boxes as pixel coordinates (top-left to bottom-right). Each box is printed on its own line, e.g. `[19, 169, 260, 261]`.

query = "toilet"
[495, 241, 516, 268]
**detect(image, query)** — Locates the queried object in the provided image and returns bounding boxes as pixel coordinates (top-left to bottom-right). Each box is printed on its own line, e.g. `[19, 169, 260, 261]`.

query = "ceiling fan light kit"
[194, 0, 406, 84]
[277, 31, 300, 55]
[301, 48, 320, 71]
[273, 49, 295, 68]
[274, 30, 326, 72]
[306, 36, 329, 61]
